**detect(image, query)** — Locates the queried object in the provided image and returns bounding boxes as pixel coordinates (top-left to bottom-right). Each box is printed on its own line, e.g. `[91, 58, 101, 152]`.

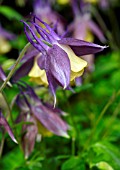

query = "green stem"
[71, 137, 76, 156]
[0, 42, 31, 93]
[1, 92, 14, 123]
[102, 102, 120, 139]
[82, 91, 119, 153]
[63, 91, 77, 156]
[0, 132, 5, 158]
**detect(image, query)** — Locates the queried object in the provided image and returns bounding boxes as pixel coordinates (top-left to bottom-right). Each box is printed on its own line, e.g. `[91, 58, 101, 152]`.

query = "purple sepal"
[21, 45, 39, 62]
[21, 113, 38, 158]
[88, 20, 106, 43]
[47, 44, 70, 88]
[16, 93, 30, 112]
[0, 110, 17, 143]
[0, 66, 6, 82]
[43, 102, 66, 116]
[12, 58, 34, 82]
[58, 38, 107, 56]
[32, 105, 69, 137]
[37, 54, 47, 70]
[46, 71, 58, 107]
[16, 85, 69, 138]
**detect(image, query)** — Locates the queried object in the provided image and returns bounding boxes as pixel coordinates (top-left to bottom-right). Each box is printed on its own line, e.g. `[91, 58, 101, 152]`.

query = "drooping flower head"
[13, 15, 107, 106]
[15, 84, 69, 158]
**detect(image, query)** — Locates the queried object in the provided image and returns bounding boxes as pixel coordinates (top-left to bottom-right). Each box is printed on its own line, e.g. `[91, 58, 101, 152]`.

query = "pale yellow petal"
[57, 0, 69, 5]
[85, 30, 94, 42]
[29, 77, 48, 86]
[70, 69, 84, 81]
[37, 120, 53, 137]
[29, 58, 48, 86]
[29, 59, 44, 77]
[0, 37, 11, 54]
[59, 44, 87, 72]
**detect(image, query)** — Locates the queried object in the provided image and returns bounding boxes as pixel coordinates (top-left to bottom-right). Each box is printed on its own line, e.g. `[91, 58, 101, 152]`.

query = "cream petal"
[58, 44, 87, 72]
[29, 58, 44, 77]
[29, 58, 48, 85]
[0, 37, 11, 54]
[70, 69, 84, 81]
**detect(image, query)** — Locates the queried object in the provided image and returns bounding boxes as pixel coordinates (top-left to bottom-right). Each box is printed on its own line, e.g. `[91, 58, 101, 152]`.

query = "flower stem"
[63, 91, 77, 156]
[0, 42, 31, 93]
[0, 132, 5, 158]
[1, 92, 14, 123]
[81, 90, 120, 153]
[102, 101, 120, 139]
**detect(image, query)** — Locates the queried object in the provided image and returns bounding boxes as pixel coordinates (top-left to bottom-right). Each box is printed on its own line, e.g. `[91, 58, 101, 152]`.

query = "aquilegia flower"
[15, 85, 69, 158]
[13, 16, 107, 105]
[33, 0, 64, 35]
[69, 0, 106, 72]
[0, 24, 16, 54]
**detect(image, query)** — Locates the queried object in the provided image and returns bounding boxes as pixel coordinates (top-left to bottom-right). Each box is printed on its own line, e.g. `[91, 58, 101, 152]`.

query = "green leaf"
[95, 161, 114, 170]
[0, 6, 22, 20]
[0, 148, 25, 170]
[88, 142, 120, 170]
[74, 83, 93, 93]
[62, 156, 85, 170]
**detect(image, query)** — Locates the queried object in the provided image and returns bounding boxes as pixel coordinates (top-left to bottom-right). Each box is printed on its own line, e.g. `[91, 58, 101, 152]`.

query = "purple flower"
[0, 25, 16, 54]
[15, 85, 69, 157]
[14, 16, 106, 105]
[69, 0, 106, 73]
[33, 0, 64, 34]
[0, 110, 17, 143]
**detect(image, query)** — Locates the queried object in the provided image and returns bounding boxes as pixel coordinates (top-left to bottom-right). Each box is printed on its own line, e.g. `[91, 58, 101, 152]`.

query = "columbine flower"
[0, 25, 16, 54]
[13, 16, 106, 105]
[33, 0, 64, 34]
[0, 110, 17, 143]
[69, 0, 106, 72]
[15, 85, 69, 158]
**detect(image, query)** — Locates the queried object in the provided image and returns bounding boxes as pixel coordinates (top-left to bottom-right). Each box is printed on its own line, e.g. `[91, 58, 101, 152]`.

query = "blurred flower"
[0, 110, 17, 143]
[13, 16, 106, 105]
[15, 85, 69, 158]
[84, 0, 109, 9]
[57, 0, 70, 5]
[69, 0, 106, 72]
[0, 25, 16, 54]
[99, 0, 109, 9]
[33, 0, 65, 35]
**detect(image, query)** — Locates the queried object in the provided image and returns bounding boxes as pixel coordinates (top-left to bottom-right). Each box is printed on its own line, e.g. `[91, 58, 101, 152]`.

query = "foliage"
[0, 0, 120, 170]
